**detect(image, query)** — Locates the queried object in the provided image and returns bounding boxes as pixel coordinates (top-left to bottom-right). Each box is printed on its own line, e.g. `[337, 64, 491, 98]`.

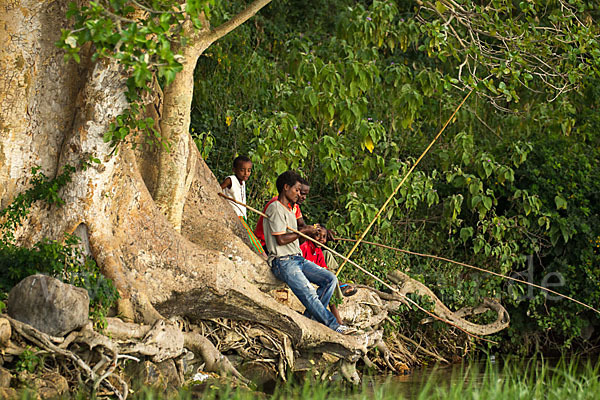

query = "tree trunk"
[153, 0, 273, 232]
[153, 20, 209, 232]
[0, 0, 88, 209]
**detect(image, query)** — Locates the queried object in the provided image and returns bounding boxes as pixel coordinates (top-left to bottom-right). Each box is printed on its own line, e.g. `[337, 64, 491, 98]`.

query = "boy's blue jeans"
[271, 255, 340, 330]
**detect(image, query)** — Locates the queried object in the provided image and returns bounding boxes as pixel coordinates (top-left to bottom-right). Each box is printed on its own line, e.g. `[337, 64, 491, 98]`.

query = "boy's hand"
[301, 224, 318, 236]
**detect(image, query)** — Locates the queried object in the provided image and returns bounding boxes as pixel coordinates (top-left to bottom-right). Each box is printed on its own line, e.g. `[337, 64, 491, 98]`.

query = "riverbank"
[144, 355, 600, 400]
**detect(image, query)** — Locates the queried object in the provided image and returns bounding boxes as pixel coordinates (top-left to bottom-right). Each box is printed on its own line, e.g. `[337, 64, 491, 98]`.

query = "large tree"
[0, 0, 365, 359]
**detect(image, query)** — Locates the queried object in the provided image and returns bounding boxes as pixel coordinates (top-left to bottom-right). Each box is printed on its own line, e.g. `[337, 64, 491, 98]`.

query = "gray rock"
[7, 274, 89, 337]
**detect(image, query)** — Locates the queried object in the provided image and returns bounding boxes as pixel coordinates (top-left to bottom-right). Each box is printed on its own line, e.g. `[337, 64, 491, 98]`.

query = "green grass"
[175, 356, 600, 400]
[387, 356, 600, 400]
[22, 355, 598, 399]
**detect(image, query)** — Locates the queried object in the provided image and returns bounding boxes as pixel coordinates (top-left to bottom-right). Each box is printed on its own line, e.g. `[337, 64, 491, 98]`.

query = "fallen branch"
[388, 270, 509, 336]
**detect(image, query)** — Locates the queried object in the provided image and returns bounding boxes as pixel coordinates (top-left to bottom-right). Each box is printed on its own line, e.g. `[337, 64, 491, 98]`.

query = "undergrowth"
[0, 165, 119, 330]
[122, 355, 600, 400]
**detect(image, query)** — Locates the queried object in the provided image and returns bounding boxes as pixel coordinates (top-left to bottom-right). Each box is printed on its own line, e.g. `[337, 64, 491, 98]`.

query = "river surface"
[362, 356, 597, 399]
[364, 357, 505, 399]
[387, 359, 501, 399]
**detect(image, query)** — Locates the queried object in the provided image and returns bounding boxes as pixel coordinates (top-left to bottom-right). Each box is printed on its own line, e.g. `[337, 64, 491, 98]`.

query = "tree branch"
[208, 0, 272, 43]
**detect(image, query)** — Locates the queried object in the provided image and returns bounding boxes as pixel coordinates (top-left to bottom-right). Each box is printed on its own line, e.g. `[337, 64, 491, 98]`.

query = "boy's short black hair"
[233, 155, 251, 169]
[298, 177, 309, 186]
[276, 170, 302, 193]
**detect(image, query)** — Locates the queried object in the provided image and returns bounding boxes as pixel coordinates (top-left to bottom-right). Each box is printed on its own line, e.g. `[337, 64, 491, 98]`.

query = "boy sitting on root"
[263, 170, 356, 335]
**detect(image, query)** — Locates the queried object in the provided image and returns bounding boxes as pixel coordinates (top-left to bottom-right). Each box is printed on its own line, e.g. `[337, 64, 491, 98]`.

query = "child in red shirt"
[300, 226, 344, 325]
[301, 224, 357, 296]
[300, 227, 327, 269]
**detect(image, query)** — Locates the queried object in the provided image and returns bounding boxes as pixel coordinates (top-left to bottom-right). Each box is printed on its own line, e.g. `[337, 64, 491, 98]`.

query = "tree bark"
[0, 0, 88, 209]
[153, 0, 273, 231]
[153, 19, 209, 232]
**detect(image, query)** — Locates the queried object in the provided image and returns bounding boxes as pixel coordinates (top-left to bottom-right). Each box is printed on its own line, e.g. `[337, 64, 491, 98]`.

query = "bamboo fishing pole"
[336, 89, 474, 278]
[218, 192, 496, 343]
[335, 237, 600, 315]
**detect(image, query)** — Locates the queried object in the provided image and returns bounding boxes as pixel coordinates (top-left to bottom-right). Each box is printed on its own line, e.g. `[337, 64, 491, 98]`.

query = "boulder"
[7, 275, 89, 337]
[128, 361, 166, 391]
[156, 359, 182, 388]
[127, 359, 182, 391]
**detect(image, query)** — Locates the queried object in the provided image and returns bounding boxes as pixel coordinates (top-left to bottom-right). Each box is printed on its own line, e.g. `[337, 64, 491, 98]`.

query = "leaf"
[364, 136, 375, 153]
[473, 238, 484, 254]
[560, 224, 570, 243]
[482, 196, 492, 211]
[327, 104, 335, 119]
[554, 195, 567, 210]
[483, 162, 493, 177]
[435, 1, 447, 14]
[274, 159, 287, 174]
[469, 182, 480, 195]
[308, 92, 317, 106]
[523, 201, 531, 216]
[460, 227, 473, 243]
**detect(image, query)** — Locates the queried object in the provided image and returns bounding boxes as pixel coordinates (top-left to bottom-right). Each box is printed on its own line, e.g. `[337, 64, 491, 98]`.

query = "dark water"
[363, 355, 598, 399]
[365, 358, 502, 399]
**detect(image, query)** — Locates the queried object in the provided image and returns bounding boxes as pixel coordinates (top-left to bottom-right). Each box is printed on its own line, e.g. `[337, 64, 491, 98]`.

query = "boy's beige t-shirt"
[264, 200, 301, 257]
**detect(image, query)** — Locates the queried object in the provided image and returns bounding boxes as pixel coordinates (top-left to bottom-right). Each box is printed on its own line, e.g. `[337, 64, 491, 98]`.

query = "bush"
[0, 166, 119, 330]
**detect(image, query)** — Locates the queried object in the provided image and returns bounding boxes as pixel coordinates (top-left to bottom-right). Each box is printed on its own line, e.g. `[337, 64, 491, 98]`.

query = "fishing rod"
[336, 89, 474, 278]
[335, 237, 600, 315]
[218, 192, 496, 343]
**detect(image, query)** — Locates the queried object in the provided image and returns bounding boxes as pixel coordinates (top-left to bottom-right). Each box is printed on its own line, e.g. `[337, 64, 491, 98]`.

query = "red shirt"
[254, 196, 302, 246]
[300, 240, 327, 269]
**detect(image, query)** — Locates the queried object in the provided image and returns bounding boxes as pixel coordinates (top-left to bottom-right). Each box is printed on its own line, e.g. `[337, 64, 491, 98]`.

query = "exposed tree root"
[5, 316, 126, 399]
[331, 267, 510, 367]
[0, 318, 10, 346]
[1, 265, 511, 396]
[2, 316, 254, 396]
[388, 270, 510, 335]
[183, 330, 247, 383]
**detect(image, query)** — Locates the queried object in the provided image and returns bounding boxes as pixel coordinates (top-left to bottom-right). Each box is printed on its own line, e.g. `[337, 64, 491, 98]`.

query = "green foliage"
[66, 257, 121, 331]
[416, 0, 600, 107]
[0, 233, 81, 294]
[0, 166, 119, 330]
[57, 0, 217, 148]
[0, 165, 75, 243]
[192, 129, 215, 160]
[194, 0, 600, 353]
[15, 347, 44, 374]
